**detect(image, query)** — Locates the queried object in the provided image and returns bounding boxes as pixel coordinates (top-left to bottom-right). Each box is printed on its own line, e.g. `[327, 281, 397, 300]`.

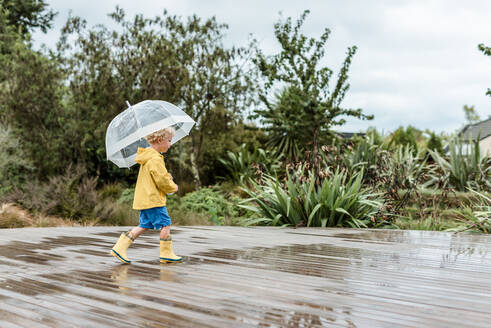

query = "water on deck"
[0, 226, 490, 327]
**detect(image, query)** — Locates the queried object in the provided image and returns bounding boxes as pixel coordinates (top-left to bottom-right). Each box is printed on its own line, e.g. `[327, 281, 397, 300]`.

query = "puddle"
[0, 241, 66, 265]
[0, 236, 112, 264]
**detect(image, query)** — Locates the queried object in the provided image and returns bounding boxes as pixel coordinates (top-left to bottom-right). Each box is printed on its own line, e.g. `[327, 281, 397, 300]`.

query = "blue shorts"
[139, 206, 172, 230]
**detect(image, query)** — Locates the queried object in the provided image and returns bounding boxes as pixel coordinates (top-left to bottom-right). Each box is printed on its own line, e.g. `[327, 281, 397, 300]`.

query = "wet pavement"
[0, 227, 490, 327]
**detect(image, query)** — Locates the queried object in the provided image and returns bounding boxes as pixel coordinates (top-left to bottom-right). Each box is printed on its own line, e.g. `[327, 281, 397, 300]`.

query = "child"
[110, 127, 181, 264]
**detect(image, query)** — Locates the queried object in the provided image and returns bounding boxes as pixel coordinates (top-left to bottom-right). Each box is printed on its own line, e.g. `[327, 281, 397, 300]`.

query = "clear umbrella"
[106, 100, 195, 168]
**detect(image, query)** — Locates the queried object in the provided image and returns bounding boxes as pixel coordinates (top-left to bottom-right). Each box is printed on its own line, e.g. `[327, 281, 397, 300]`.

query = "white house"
[458, 118, 491, 156]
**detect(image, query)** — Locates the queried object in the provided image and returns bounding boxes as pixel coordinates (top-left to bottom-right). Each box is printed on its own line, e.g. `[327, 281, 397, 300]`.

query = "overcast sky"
[33, 0, 491, 134]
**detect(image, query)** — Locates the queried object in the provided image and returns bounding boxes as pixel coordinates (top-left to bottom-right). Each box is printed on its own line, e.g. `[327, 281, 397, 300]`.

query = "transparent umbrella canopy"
[105, 100, 195, 168]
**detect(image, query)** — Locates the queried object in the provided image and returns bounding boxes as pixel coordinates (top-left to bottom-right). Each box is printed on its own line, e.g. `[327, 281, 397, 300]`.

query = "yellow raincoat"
[132, 147, 178, 210]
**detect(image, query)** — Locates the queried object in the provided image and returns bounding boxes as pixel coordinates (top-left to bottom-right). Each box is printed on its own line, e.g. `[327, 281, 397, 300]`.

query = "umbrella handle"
[126, 100, 131, 108]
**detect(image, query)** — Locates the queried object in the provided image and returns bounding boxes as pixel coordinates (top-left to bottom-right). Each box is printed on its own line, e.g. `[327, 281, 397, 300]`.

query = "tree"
[463, 105, 480, 125]
[55, 9, 189, 182]
[56, 8, 256, 187]
[0, 0, 56, 36]
[0, 39, 67, 177]
[0, 1, 66, 178]
[253, 10, 373, 166]
[168, 15, 256, 188]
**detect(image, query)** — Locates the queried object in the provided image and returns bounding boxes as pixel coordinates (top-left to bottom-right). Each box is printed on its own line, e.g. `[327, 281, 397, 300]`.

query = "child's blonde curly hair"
[145, 127, 175, 145]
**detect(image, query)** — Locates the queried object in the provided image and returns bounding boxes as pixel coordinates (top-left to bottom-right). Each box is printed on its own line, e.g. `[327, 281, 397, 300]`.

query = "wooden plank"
[0, 226, 490, 327]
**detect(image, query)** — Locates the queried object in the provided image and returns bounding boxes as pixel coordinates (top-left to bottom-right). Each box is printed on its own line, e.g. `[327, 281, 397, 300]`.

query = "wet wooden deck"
[0, 226, 491, 327]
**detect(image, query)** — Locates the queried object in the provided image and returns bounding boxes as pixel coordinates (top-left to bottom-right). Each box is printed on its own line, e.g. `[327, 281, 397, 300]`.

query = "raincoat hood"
[135, 147, 162, 165]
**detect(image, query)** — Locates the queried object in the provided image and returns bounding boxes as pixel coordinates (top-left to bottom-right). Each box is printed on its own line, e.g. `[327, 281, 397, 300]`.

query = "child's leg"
[130, 226, 148, 239]
[159, 225, 171, 239]
[159, 225, 182, 263]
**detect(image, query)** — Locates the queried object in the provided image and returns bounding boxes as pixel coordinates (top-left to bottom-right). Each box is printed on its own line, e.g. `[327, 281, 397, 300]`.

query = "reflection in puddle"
[109, 264, 182, 286]
[189, 243, 362, 279]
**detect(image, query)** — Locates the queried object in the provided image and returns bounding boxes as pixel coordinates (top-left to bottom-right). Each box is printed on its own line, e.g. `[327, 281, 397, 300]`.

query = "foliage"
[191, 121, 268, 187]
[318, 138, 430, 223]
[0, 0, 56, 36]
[429, 137, 491, 191]
[175, 187, 231, 225]
[449, 189, 491, 233]
[55, 8, 256, 187]
[390, 214, 459, 231]
[240, 169, 383, 228]
[0, 29, 68, 177]
[0, 124, 34, 196]
[426, 132, 444, 155]
[463, 105, 481, 125]
[360, 144, 429, 220]
[389, 126, 418, 155]
[167, 187, 255, 226]
[219, 144, 281, 185]
[253, 10, 373, 166]
[339, 133, 387, 177]
[3, 165, 137, 225]
[168, 16, 257, 188]
[478, 43, 491, 97]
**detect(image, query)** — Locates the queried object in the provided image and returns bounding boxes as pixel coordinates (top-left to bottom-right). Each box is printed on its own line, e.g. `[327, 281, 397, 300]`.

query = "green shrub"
[389, 126, 419, 155]
[164, 187, 256, 226]
[118, 188, 135, 206]
[240, 169, 383, 228]
[100, 183, 125, 200]
[176, 187, 237, 225]
[3, 165, 137, 225]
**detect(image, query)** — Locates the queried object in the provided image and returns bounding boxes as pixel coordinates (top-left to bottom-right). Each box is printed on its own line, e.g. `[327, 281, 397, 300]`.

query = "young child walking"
[110, 127, 182, 264]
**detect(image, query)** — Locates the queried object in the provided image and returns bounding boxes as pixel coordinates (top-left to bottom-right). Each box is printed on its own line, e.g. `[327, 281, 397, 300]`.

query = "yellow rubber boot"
[111, 232, 134, 264]
[160, 238, 182, 263]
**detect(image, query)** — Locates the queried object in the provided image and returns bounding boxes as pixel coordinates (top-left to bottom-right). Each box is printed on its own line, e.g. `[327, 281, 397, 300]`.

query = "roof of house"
[336, 132, 366, 139]
[459, 117, 491, 141]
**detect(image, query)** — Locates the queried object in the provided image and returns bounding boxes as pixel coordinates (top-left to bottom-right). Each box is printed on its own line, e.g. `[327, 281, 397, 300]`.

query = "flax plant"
[429, 137, 491, 191]
[239, 169, 383, 228]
